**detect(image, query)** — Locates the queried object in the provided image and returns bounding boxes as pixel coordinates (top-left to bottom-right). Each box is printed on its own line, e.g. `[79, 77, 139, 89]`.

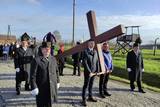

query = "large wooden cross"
[57, 10, 125, 73]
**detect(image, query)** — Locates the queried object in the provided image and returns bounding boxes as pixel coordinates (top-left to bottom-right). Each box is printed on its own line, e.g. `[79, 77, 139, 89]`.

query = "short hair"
[102, 42, 109, 46]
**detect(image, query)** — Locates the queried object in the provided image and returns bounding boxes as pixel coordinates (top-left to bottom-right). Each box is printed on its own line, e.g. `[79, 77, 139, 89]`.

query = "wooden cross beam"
[56, 10, 125, 72]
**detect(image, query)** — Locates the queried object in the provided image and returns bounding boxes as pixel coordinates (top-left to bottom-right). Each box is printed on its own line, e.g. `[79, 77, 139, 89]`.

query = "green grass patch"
[65, 64, 160, 92]
[111, 49, 160, 89]
[64, 46, 160, 92]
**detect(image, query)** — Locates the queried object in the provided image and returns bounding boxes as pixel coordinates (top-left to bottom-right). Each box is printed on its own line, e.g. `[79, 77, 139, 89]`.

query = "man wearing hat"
[126, 43, 146, 93]
[14, 32, 34, 95]
[30, 41, 60, 107]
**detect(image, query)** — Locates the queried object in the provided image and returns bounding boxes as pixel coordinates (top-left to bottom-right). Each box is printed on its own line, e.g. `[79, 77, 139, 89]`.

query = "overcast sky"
[0, 0, 160, 44]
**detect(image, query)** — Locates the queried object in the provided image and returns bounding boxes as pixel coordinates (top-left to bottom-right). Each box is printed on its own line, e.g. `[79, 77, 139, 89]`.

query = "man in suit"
[126, 43, 146, 93]
[82, 39, 100, 106]
[72, 41, 82, 76]
[30, 41, 60, 107]
[14, 33, 34, 95]
[99, 42, 112, 98]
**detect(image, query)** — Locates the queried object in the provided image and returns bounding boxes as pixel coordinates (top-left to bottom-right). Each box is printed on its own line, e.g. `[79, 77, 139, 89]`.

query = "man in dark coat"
[14, 33, 34, 95]
[72, 41, 82, 76]
[30, 41, 60, 107]
[126, 43, 145, 93]
[82, 39, 100, 106]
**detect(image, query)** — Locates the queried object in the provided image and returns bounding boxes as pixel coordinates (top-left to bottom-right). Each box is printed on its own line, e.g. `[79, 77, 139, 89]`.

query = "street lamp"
[153, 37, 159, 56]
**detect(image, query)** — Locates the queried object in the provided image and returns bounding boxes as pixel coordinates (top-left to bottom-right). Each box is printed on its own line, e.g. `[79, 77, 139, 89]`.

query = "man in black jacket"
[72, 41, 82, 76]
[14, 33, 34, 95]
[30, 41, 60, 107]
[126, 43, 145, 93]
[82, 39, 100, 106]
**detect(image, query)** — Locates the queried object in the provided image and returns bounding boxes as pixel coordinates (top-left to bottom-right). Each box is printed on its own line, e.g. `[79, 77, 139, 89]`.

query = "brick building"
[0, 34, 16, 44]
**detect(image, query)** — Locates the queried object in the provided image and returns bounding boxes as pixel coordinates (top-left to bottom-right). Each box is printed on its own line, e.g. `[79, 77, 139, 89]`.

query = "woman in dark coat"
[30, 41, 60, 107]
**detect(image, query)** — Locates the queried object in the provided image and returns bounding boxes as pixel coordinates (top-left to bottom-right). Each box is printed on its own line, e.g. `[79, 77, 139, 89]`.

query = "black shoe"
[82, 100, 87, 106]
[130, 89, 134, 92]
[87, 97, 97, 102]
[16, 90, 20, 95]
[104, 92, 111, 96]
[139, 89, 146, 93]
[99, 94, 106, 98]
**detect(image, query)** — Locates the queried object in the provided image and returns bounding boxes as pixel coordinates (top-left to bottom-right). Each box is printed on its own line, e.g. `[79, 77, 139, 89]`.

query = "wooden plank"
[86, 10, 97, 39]
[95, 25, 125, 43]
[86, 10, 106, 73]
[56, 24, 125, 58]
[96, 43, 106, 73]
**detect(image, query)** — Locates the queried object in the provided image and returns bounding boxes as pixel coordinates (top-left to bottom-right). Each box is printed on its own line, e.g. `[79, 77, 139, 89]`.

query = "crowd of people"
[0, 42, 17, 60]
[4, 32, 146, 107]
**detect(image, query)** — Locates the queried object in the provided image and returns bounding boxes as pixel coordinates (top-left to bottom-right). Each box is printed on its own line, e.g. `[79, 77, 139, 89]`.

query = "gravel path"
[0, 61, 160, 107]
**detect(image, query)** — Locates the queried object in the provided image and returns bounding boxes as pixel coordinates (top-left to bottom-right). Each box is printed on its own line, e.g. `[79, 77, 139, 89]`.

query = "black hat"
[41, 42, 51, 48]
[43, 32, 56, 43]
[21, 32, 30, 41]
[133, 43, 139, 47]
[76, 41, 80, 44]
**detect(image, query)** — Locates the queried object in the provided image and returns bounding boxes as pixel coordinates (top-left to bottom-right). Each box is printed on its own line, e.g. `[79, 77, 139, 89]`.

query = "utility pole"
[153, 37, 159, 56]
[7, 25, 11, 41]
[72, 0, 76, 46]
[7, 25, 11, 36]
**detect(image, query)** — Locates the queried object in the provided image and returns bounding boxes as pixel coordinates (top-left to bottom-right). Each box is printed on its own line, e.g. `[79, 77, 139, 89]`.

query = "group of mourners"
[13, 32, 146, 107]
[0, 42, 17, 60]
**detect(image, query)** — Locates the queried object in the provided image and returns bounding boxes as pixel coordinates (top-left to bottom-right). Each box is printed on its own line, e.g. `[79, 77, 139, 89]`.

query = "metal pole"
[7, 25, 11, 41]
[153, 37, 159, 56]
[72, 0, 76, 46]
[7, 25, 11, 35]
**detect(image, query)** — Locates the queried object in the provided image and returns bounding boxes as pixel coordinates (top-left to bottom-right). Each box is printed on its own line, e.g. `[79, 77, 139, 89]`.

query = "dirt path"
[0, 61, 160, 107]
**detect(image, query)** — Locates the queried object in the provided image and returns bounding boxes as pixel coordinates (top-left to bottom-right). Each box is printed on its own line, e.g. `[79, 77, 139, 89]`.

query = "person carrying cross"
[99, 42, 112, 98]
[82, 39, 100, 106]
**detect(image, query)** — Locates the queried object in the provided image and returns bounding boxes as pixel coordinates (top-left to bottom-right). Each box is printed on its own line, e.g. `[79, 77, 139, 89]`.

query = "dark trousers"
[82, 74, 95, 101]
[16, 72, 29, 92]
[59, 65, 64, 75]
[36, 94, 51, 107]
[130, 79, 142, 91]
[36, 95, 51, 107]
[73, 62, 81, 75]
[36, 103, 51, 107]
[99, 73, 109, 94]
[129, 71, 142, 91]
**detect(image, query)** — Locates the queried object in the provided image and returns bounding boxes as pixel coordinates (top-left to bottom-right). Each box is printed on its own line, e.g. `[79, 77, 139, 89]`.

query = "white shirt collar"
[89, 48, 93, 51]
[22, 47, 27, 51]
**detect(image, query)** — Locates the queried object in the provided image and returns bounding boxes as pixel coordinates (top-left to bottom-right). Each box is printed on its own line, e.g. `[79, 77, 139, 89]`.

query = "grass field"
[111, 49, 160, 91]
[64, 44, 160, 91]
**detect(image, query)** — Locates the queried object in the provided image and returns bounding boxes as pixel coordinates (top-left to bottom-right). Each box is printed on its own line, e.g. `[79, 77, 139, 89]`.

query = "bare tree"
[53, 30, 61, 43]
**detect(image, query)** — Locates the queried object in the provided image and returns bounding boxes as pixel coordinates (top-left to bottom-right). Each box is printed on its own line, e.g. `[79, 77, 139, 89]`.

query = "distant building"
[141, 44, 160, 50]
[0, 34, 16, 44]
